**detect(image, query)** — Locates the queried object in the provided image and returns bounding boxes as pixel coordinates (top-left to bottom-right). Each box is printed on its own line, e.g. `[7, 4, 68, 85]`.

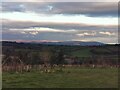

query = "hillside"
[2, 41, 119, 58]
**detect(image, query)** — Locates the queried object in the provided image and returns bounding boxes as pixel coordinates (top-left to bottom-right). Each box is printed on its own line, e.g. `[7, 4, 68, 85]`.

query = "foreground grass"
[2, 67, 118, 88]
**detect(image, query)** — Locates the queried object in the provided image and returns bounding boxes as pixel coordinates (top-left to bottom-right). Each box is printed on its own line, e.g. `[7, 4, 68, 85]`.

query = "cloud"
[1, 0, 59, 2]
[76, 32, 96, 36]
[28, 31, 39, 35]
[99, 31, 115, 36]
[2, 3, 25, 12]
[2, 19, 117, 31]
[72, 36, 118, 44]
[2, 2, 47, 12]
[1, 0, 119, 2]
[50, 2, 118, 17]
[8, 27, 76, 34]
[1, 2, 118, 44]
[2, 28, 118, 44]
[2, 19, 118, 44]
[2, 19, 117, 38]
[2, 2, 118, 17]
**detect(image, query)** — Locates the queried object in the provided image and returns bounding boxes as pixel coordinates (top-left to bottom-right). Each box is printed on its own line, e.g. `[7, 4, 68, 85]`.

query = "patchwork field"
[2, 67, 118, 88]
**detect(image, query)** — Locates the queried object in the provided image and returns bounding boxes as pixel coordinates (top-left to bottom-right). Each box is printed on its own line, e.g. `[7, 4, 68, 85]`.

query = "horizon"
[1, 2, 118, 44]
[1, 40, 119, 45]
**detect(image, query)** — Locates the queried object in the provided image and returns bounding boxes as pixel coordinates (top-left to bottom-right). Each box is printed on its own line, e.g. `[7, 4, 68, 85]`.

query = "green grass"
[2, 67, 118, 88]
[71, 48, 92, 57]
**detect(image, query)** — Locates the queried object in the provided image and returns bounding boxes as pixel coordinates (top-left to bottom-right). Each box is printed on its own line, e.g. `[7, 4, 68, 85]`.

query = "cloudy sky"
[1, 1, 118, 44]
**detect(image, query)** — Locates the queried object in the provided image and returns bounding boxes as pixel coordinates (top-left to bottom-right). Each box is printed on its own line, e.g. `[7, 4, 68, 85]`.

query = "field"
[2, 67, 118, 88]
[2, 42, 119, 88]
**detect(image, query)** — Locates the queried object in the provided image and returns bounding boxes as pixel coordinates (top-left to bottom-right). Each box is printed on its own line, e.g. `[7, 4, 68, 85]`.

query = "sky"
[1, 1, 119, 44]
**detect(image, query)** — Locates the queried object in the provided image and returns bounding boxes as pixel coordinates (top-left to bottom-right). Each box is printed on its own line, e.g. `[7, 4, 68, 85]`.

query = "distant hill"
[1, 41, 105, 46]
[36, 41, 105, 46]
[1, 41, 119, 58]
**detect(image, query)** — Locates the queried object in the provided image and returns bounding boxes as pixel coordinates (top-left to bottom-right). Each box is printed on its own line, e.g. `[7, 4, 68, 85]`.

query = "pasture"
[2, 42, 119, 88]
[2, 66, 118, 88]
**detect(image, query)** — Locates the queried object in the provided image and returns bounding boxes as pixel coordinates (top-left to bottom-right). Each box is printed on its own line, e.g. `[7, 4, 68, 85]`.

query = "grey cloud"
[2, 2, 51, 13]
[76, 31, 117, 39]
[50, 2, 118, 17]
[2, 2, 25, 12]
[72, 36, 118, 44]
[2, 2, 118, 17]
[2, 31, 77, 41]
[2, 19, 117, 32]
[2, 19, 118, 43]
[2, 31, 118, 44]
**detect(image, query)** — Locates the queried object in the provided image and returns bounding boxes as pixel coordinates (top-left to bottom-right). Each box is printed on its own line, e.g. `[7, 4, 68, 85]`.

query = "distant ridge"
[37, 41, 105, 46]
[1, 41, 105, 46]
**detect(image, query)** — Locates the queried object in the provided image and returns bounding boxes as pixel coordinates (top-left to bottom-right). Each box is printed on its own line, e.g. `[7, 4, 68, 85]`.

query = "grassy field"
[2, 67, 118, 88]
[71, 48, 92, 57]
[15, 45, 117, 58]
